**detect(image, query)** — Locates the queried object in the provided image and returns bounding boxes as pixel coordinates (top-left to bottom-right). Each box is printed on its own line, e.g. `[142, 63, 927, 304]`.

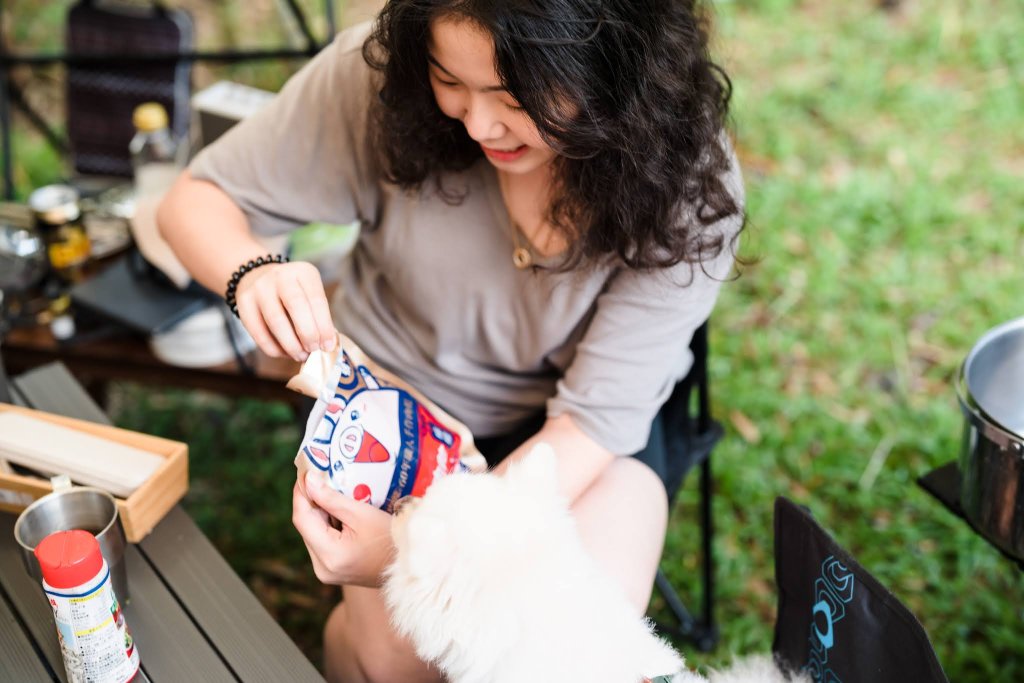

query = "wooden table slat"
[0, 515, 69, 682]
[12, 363, 112, 426]
[0, 513, 238, 683]
[122, 544, 238, 683]
[139, 506, 324, 682]
[3, 360, 324, 682]
[0, 583, 56, 683]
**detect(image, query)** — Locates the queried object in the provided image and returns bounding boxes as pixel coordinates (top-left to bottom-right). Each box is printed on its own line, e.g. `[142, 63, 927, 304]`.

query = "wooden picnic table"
[0, 362, 325, 682]
[3, 323, 303, 407]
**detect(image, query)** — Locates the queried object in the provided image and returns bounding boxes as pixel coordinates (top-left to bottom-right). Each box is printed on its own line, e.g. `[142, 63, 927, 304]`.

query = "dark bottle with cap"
[35, 529, 141, 683]
[27, 184, 91, 286]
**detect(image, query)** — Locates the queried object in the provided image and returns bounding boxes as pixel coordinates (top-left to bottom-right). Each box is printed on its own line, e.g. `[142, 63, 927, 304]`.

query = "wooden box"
[0, 403, 188, 542]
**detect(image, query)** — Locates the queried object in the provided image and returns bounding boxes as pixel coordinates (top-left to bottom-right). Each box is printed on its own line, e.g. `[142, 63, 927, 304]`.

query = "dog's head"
[389, 443, 570, 586]
[384, 443, 572, 664]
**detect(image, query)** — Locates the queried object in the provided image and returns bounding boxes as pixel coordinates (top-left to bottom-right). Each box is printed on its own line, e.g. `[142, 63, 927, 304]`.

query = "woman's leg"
[323, 585, 443, 683]
[321, 416, 667, 682]
[570, 456, 670, 612]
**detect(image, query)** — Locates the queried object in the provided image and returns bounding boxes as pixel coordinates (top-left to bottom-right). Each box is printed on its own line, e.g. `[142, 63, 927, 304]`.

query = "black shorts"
[474, 410, 691, 502]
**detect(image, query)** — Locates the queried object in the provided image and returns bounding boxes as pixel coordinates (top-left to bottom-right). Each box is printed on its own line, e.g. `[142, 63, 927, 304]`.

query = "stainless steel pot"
[956, 317, 1024, 560]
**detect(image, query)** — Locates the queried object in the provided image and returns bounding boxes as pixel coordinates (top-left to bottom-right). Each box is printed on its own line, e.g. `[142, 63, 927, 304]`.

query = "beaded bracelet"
[224, 253, 289, 317]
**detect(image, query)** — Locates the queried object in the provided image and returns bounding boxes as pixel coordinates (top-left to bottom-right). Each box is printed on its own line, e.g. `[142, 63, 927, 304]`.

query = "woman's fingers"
[292, 477, 394, 587]
[295, 521, 332, 584]
[275, 274, 322, 355]
[256, 287, 308, 361]
[297, 267, 337, 352]
[303, 471, 372, 525]
[293, 480, 364, 584]
[234, 262, 335, 361]
[292, 480, 342, 552]
[236, 291, 287, 358]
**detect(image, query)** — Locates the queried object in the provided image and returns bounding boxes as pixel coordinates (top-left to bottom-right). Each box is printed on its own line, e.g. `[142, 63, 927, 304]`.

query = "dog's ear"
[406, 515, 454, 579]
[508, 443, 559, 496]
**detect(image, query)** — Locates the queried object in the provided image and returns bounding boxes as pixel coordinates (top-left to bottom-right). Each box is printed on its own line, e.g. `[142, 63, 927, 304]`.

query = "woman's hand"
[292, 471, 395, 588]
[234, 261, 337, 361]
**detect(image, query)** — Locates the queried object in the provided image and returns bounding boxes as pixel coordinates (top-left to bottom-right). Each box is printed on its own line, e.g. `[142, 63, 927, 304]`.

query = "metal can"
[28, 184, 91, 283]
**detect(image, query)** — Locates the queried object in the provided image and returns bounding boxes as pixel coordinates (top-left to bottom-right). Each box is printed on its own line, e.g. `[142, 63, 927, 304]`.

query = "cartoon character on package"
[288, 332, 486, 513]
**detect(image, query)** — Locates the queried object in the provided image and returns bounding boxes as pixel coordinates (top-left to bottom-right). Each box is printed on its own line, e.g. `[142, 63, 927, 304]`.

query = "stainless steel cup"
[13, 483, 129, 602]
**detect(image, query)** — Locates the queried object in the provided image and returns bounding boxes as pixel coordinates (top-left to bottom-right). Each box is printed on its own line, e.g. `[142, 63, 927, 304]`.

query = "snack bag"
[288, 332, 486, 512]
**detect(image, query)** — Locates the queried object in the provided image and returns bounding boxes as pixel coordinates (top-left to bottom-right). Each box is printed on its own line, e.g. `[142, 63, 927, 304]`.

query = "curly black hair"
[364, 0, 742, 271]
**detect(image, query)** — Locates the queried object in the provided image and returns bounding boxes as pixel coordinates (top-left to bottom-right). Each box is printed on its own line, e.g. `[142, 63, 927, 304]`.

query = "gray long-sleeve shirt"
[189, 22, 744, 455]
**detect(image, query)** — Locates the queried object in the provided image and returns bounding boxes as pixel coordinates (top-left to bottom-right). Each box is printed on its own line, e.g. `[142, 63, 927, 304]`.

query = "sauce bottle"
[35, 529, 141, 683]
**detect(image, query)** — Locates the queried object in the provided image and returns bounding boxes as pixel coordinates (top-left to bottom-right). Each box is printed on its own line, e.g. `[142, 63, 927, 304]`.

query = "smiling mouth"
[481, 144, 528, 160]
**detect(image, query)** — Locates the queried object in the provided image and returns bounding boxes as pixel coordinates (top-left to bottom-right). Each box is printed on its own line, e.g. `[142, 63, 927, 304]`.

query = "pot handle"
[956, 360, 1023, 453]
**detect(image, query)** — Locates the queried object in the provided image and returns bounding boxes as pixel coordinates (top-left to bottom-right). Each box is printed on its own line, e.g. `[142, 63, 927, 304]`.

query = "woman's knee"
[323, 597, 442, 683]
[355, 645, 442, 683]
[571, 457, 670, 611]
[605, 456, 670, 526]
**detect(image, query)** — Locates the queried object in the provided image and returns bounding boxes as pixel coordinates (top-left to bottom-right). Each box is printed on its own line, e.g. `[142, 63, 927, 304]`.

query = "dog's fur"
[384, 445, 806, 683]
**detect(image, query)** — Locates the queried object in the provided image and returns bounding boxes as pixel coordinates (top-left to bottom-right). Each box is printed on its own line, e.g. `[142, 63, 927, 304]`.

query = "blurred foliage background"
[3, 0, 1023, 680]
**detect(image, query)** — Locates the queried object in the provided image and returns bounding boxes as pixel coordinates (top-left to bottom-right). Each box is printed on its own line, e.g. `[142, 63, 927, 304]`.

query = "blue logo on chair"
[805, 556, 855, 683]
[811, 599, 834, 649]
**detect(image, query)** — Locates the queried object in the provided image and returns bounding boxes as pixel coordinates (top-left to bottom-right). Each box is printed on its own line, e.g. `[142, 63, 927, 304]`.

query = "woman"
[158, 1, 744, 681]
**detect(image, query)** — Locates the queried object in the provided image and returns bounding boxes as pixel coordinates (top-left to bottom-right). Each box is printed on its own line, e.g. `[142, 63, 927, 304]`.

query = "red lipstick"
[481, 144, 528, 162]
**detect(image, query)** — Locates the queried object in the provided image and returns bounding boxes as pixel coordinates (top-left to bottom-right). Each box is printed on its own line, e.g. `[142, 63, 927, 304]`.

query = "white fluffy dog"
[384, 444, 805, 683]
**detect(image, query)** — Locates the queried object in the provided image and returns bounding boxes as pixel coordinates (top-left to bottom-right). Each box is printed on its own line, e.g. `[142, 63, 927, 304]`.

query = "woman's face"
[427, 16, 557, 175]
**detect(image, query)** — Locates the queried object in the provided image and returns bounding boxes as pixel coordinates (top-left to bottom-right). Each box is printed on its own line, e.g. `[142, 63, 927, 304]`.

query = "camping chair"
[65, 0, 193, 181]
[3, 0, 337, 199]
[772, 497, 948, 681]
[651, 321, 723, 651]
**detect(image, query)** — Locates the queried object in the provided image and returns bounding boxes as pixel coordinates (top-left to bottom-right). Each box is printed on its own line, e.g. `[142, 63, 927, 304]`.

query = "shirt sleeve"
[546, 151, 745, 456]
[188, 22, 380, 237]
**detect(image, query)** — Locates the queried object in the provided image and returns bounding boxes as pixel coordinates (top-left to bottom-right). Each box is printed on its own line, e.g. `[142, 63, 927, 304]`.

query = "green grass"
[661, 0, 1024, 679]
[8, 0, 1024, 680]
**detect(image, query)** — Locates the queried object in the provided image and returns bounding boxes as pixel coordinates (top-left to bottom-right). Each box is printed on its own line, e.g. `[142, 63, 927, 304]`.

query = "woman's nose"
[462, 98, 506, 142]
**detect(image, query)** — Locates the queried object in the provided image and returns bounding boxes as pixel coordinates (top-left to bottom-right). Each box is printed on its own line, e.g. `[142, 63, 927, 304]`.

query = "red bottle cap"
[34, 530, 104, 589]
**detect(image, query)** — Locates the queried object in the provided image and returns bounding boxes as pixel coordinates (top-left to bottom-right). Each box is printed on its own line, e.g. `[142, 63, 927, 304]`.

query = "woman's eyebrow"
[427, 53, 506, 93]
[426, 54, 455, 77]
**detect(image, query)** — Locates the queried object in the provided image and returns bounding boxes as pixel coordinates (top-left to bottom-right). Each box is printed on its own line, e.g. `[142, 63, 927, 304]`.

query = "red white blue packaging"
[34, 530, 140, 683]
[289, 332, 486, 512]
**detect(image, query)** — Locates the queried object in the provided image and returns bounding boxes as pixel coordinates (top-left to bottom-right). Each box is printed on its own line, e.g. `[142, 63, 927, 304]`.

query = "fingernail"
[297, 351, 309, 362]
[305, 471, 321, 490]
[322, 336, 336, 352]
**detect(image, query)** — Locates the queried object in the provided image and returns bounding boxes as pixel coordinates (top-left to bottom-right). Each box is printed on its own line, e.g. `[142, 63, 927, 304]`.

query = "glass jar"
[28, 184, 92, 285]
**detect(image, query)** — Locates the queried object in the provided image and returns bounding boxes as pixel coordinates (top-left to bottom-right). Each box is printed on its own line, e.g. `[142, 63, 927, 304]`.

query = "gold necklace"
[509, 221, 533, 270]
[497, 171, 536, 269]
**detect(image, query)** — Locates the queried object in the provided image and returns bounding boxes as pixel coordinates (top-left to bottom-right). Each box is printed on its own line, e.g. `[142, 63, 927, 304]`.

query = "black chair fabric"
[66, 0, 193, 177]
[773, 497, 948, 683]
[652, 322, 722, 650]
[658, 322, 722, 501]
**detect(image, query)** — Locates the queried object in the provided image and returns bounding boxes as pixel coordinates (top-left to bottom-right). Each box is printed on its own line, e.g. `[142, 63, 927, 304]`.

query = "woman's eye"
[504, 103, 525, 112]
[432, 73, 459, 87]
